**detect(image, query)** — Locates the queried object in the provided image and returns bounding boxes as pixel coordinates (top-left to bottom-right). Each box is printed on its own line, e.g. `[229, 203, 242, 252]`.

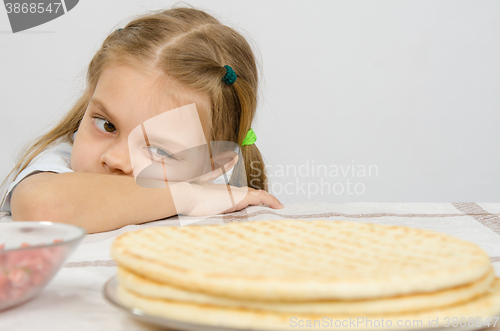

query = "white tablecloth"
[1, 202, 500, 331]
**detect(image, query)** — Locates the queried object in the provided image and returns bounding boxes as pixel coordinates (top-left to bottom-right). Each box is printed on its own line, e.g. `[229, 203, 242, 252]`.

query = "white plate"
[103, 276, 498, 331]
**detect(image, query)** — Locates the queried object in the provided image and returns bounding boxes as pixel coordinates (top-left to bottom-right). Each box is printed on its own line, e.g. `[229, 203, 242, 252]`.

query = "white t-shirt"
[0, 133, 233, 214]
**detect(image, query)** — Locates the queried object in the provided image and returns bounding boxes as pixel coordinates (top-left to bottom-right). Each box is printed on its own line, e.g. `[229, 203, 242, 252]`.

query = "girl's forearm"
[10, 172, 188, 234]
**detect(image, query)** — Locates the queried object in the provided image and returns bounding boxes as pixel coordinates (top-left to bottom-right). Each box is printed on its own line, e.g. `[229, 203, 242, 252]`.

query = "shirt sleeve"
[0, 139, 74, 214]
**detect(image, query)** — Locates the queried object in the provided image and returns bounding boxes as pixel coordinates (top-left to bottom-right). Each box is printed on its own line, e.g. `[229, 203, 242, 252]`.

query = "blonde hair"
[0, 7, 268, 208]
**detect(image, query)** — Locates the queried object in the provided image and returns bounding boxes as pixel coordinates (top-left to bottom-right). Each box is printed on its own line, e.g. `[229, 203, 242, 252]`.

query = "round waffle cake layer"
[111, 220, 492, 301]
[117, 266, 496, 314]
[116, 278, 500, 331]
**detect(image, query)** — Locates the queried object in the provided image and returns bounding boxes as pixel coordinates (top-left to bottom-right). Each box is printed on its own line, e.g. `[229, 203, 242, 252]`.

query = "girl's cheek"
[70, 143, 85, 172]
[71, 132, 94, 172]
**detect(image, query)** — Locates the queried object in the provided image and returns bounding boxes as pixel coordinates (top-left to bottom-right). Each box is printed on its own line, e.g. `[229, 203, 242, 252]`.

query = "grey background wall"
[1, 0, 499, 204]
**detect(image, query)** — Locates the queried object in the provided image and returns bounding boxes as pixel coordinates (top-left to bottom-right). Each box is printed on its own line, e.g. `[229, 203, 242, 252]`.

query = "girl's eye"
[94, 117, 116, 133]
[146, 146, 176, 160]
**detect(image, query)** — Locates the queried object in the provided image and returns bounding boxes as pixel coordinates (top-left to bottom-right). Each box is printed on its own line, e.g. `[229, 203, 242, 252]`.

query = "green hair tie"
[223, 65, 237, 85]
[242, 128, 257, 146]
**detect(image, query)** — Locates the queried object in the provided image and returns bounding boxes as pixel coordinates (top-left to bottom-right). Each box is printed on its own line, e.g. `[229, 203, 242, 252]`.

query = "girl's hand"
[174, 182, 283, 217]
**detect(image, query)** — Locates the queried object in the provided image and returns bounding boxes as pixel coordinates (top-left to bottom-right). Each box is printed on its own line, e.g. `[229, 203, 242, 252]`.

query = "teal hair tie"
[242, 128, 257, 146]
[223, 65, 237, 85]
[115, 28, 123, 32]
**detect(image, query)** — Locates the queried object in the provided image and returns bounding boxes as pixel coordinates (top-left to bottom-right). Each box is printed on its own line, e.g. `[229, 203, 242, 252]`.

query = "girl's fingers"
[246, 189, 284, 209]
[261, 192, 284, 209]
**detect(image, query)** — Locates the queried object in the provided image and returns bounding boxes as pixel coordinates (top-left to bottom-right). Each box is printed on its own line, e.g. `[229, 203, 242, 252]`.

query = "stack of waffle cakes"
[110, 220, 500, 330]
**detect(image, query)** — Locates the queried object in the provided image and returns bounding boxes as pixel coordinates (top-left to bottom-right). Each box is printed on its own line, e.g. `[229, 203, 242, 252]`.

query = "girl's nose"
[100, 142, 133, 175]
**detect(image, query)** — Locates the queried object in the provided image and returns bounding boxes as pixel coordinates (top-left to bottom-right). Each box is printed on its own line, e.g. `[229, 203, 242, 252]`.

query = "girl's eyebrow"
[90, 98, 117, 123]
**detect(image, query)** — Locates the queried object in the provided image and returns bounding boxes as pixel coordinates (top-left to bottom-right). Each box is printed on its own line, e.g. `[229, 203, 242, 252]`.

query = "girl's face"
[71, 64, 214, 182]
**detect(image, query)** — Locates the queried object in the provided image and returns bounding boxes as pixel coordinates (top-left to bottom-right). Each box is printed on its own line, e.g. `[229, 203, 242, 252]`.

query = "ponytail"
[229, 78, 268, 192]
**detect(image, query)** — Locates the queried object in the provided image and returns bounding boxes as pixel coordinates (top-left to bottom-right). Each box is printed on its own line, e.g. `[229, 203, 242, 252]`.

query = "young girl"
[0, 7, 283, 234]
